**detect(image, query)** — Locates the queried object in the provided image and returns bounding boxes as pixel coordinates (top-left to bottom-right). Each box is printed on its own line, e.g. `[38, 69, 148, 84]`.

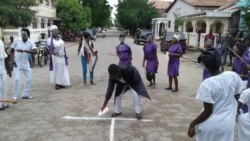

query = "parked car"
[160, 32, 187, 53]
[134, 29, 153, 45]
[85, 29, 96, 40]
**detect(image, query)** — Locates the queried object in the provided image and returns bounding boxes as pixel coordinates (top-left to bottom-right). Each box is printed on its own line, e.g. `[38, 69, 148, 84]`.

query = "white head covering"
[173, 34, 180, 41]
[50, 25, 58, 31]
[0, 39, 7, 59]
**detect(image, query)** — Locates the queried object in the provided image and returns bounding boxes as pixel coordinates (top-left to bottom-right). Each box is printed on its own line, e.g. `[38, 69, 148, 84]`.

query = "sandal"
[147, 83, 153, 87]
[172, 89, 178, 92]
[111, 112, 122, 117]
[21, 96, 34, 99]
[164, 87, 172, 90]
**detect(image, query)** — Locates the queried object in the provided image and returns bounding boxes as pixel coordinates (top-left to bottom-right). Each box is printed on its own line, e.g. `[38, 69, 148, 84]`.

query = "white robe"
[195, 71, 246, 141]
[47, 38, 70, 86]
[238, 89, 250, 141]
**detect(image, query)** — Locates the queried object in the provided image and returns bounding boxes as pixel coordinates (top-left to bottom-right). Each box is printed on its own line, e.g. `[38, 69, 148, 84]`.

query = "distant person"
[220, 32, 231, 66]
[201, 39, 223, 81]
[165, 35, 183, 92]
[48, 25, 70, 90]
[116, 34, 132, 65]
[0, 38, 8, 110]
[11, 28, 37, 100]
[215, 32, 222, 50]
[100, 64, 151, 120]
[78, 32, 95, 85]
[143, 34, 158, 88]
[188, 49, 245, 141]
[204, 29, 215, 49]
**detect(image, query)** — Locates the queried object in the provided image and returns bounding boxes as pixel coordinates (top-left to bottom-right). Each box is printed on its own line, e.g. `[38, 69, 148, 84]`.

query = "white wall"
[166, 0, 195, 32]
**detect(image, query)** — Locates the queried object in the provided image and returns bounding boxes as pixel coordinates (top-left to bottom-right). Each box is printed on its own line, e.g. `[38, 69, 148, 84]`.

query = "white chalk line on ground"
[62, 116, 153, 141]
[62, 116, 153, 122]
[110, 118, 115, 141]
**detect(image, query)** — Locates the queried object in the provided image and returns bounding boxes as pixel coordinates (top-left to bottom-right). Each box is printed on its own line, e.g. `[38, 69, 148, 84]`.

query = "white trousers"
[13, 67, 32, 98]
[115, 87, 141, 113]
[0, 73, 7, 106]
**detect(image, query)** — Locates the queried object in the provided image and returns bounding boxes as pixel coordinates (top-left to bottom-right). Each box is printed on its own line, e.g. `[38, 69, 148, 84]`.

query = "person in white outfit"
[47, 25, 70, 90]
[0, 38, 8, 110]
[11, 28, 37, 100]
[188, 49, 246, 141]
[238, 88, 250, 141]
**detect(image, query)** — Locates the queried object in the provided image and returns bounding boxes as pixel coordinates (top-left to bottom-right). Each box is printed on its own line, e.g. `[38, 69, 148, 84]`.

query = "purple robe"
[143, 43, 157, 73]
[233, 58, 244, 75]
[116, 43, 131, 65]
[242, 53, 250, 88]
[203, 68, 211, 80]
[167, 43, 183, 76]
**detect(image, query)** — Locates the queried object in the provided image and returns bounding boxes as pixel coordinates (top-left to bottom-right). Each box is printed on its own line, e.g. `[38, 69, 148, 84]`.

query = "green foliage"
[174, 18, 184, 32]
[0, 0, 37, 28]
[241, 1, 250, 33]
[81, 0, 112, 28]
[116, 0, 159, 35]
[57, 0, 91, 31]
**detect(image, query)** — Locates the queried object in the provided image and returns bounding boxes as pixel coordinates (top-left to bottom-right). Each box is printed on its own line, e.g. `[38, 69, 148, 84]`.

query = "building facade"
[2, 0, 57, 44]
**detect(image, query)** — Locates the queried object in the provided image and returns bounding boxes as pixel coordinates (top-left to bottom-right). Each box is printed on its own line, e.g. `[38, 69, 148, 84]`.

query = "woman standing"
[78, 32, 96, 85]
[143, 34, 158, 88]
[47, 25, 70, 90]
[165, 35, 183, 92]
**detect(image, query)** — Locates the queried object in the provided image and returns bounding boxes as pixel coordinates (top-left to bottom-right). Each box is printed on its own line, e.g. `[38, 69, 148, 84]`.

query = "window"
[32, 21, 37, 29]
[168, 20, 171, 28]
[41, 19, 45, 28]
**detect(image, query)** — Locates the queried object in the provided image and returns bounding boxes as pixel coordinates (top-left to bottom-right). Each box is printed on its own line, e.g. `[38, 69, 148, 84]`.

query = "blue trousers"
[81, 56, 93, 82]
[220, 47, 228, 65]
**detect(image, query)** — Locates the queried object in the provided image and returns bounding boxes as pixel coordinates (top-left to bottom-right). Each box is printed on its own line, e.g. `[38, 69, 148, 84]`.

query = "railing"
[3, 28, 49, 44]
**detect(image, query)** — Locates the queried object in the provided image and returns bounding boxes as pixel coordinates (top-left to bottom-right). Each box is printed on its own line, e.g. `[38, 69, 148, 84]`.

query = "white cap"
[50, 25, 58, 31]
[173, 34, 180, 41]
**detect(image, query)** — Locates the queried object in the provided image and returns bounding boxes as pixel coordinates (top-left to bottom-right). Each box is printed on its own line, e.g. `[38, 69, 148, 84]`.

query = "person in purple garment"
[165, 35, 183, 92]
[116, 34, 132, 65]
[142, 34, 158, 88]
[232, 44, 246, 77]
[242, 38, 250, 87]
[201, 39, 223, 81]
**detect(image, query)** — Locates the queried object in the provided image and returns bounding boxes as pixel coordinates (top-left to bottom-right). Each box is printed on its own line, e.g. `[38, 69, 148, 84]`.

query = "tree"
[56, 0, 91, 32]
[0, 0, 37, 28]
[80, 0, 112, 28]
[240, 0, 250, 34]
[116, 0, 159, 35]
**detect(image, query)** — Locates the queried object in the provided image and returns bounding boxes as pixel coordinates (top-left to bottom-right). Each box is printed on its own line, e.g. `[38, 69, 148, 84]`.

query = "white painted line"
[62, 116, 153, 122]
[110, 119, 115, 141]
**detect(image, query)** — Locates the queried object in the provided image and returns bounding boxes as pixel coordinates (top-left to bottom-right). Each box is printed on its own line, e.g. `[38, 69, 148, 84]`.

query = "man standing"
[11, 28, 37, 100]
[188, 49, 245, 141]
[100, 64, 151, 120]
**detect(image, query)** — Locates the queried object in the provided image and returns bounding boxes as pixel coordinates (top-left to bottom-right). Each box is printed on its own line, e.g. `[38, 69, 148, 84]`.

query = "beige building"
[149, 0, 172, 39]
[181, 0, 239, 48]
[2, 0, 57, 44]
